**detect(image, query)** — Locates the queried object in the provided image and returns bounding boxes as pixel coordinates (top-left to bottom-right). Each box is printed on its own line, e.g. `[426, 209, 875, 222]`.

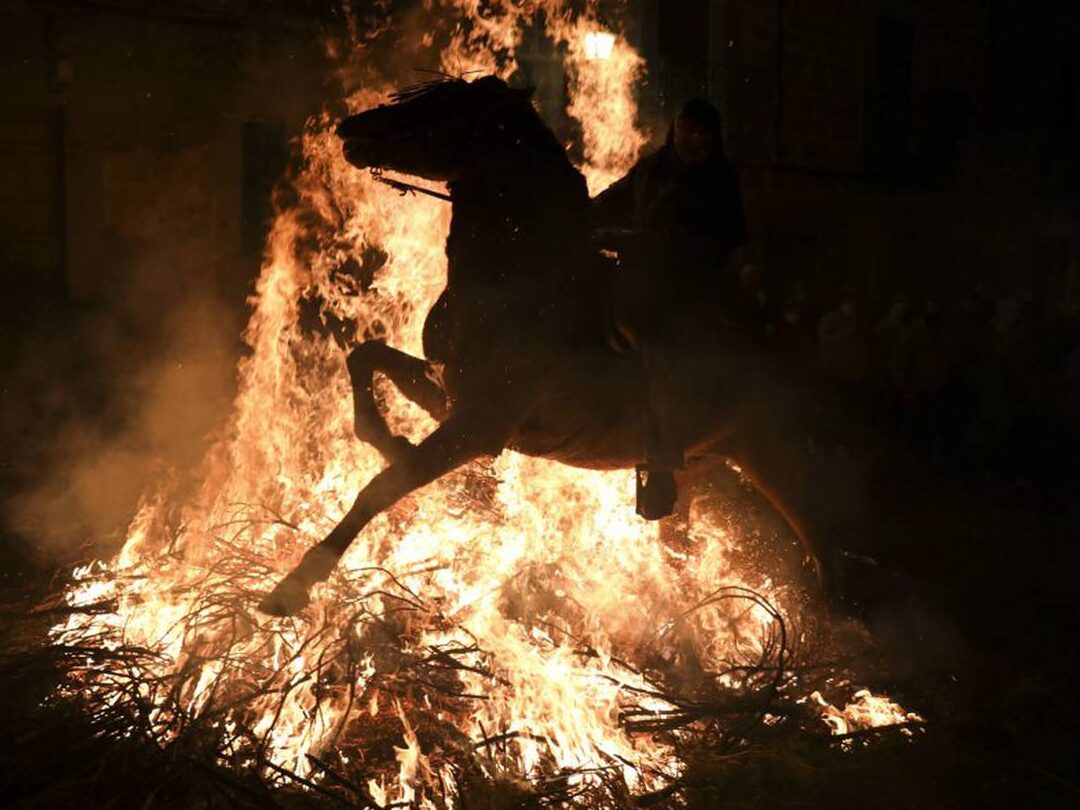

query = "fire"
[811, 689, 925, 745]
[48, 2, 920, 805]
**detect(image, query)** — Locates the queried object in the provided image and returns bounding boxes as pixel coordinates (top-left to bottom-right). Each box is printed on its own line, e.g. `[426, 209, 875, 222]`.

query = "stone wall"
[0, 4, 62, 298]
[0, 0, 333, 320]
[687, 0, 1080, 309]
[4, 1, 1077, 315]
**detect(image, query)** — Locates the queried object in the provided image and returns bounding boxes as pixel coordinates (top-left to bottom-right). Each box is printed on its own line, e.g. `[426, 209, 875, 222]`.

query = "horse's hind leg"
[259, 410, 509, 616]
[347, 341, 449, 463]
[724, 435, 825, 591]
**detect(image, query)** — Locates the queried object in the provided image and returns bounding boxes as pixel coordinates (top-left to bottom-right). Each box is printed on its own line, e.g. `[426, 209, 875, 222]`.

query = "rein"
[370, 168, 452, 203]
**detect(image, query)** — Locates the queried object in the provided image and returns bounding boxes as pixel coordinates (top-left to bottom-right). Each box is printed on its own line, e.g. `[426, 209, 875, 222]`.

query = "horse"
[260, 75, 822, 616]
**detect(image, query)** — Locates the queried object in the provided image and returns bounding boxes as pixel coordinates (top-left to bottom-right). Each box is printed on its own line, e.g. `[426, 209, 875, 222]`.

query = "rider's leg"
[635, 322, 683, 520]
[259, 409, 509, 616]
[641, 340, 686, 471]
[347, 341, 450, 463]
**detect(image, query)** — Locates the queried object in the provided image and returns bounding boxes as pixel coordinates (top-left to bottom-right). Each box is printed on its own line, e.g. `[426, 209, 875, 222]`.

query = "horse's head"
[337, 75, 537, 183]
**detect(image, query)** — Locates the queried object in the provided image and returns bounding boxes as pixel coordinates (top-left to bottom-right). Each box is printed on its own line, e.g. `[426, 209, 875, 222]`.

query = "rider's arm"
[719, 165, 747, 250]
[673, 164, 746, 262]
[591, 166, 637, 230]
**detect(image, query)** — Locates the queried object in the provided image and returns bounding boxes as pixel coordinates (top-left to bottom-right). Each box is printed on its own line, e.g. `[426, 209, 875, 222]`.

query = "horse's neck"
[446, 157, 589, 289]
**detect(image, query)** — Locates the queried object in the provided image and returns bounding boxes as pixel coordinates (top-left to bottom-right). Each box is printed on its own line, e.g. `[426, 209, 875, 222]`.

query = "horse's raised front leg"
[347, 341, 449, 464]
[259, 411, 508, 616]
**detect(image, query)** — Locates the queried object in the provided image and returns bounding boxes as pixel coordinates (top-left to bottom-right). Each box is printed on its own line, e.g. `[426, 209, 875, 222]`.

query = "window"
[241, 121, 289, 258]
[865, 16, 913, 178]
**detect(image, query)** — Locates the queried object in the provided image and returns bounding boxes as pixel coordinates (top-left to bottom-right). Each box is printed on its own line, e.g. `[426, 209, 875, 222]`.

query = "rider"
[593, 98, 746, 519]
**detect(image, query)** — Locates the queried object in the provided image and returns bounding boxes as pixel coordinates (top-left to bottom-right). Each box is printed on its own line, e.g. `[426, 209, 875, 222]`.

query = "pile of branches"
[0, 506, 920, 809]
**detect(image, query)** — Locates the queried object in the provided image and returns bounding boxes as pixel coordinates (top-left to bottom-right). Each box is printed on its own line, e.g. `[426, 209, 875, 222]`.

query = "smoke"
[3, 238, 243, 567]
[1, 7, 354, 568]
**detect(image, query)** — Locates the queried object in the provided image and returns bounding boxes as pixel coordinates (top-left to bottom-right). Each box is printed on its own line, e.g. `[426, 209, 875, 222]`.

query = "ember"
[47, 2, 920, 806]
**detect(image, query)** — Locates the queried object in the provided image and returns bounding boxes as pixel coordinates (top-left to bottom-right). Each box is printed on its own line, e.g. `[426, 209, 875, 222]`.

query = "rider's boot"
[635, 335, 683, 520]
[635, 455, 681, 520]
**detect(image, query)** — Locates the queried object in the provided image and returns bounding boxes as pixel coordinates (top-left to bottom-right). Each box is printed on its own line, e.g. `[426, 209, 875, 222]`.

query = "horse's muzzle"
[342, 137, 376, 169]
[337, 108, 392, 169]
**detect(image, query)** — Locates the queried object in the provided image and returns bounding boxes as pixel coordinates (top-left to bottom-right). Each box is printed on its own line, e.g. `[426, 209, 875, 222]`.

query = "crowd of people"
[591, 95, 1077, 497]
[735, 265, 1080, 475]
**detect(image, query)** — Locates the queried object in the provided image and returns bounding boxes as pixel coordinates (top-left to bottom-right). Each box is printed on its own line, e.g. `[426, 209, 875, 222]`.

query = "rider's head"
[673, 99, 723, 167]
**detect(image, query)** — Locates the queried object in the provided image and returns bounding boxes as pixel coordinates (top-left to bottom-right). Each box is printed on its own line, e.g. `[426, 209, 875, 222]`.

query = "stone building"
[627, 0, 1080, 310]
[0, 0, 335, 324]
[2, 0, 1077, 317]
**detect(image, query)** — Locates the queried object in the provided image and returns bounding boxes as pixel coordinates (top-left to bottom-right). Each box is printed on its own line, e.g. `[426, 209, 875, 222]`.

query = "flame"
[810, 689, 925, 745]
[49, 2, 920, 804]
[547, 13, 646, 193]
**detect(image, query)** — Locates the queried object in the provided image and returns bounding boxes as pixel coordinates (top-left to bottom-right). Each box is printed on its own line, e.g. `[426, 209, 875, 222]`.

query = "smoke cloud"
[4, 239, 243, 567]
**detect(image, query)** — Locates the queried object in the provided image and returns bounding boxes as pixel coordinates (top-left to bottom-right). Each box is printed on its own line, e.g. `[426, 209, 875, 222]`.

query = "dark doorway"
[865, 16, 913, 179]
[241, 121, 290, 259]
[0, 104, 67, 300]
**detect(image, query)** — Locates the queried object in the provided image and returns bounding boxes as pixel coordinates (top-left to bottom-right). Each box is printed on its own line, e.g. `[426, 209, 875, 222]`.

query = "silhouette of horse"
[260, 76, 821, 616]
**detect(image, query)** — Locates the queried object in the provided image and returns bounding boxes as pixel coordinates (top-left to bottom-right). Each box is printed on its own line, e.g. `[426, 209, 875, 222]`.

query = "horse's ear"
[472, 75, 508, 91]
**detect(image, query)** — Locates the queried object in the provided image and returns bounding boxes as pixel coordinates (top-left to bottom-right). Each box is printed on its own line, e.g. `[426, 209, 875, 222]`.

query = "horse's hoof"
[258, 546, 340, 617]
[258, 573, 311, 617]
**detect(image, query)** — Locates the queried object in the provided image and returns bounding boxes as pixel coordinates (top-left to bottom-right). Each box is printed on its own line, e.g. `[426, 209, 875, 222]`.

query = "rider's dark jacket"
[592, 128, 746, 315]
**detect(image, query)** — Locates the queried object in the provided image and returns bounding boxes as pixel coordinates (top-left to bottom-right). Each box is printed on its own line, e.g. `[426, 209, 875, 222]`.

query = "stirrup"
[635, 464, 678, 521]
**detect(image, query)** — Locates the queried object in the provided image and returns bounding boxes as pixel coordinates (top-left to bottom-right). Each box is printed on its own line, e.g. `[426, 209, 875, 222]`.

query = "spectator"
[818, 295, 869, 384]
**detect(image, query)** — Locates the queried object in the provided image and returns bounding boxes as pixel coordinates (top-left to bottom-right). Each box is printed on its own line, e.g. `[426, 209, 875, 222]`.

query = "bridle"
[369, 168, 452, 203]
[363, 94, 526, 205]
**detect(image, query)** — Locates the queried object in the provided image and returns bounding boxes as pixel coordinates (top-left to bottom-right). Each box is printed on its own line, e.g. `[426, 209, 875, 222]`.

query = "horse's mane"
[390, 73, 581, 190]
[390, 74, 466, 104]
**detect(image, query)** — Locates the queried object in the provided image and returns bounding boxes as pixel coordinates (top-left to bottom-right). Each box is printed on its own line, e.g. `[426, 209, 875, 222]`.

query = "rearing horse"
[260, 76, 820, 616]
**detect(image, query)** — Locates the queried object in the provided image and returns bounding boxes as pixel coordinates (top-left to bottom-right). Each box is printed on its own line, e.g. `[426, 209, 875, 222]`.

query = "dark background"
[0, 1, 1078, 806]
